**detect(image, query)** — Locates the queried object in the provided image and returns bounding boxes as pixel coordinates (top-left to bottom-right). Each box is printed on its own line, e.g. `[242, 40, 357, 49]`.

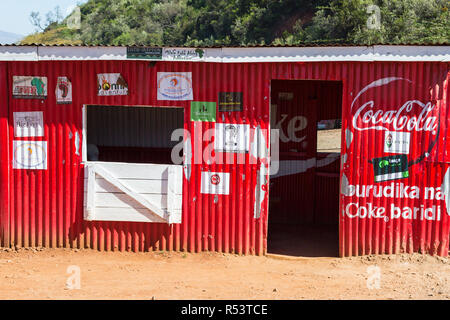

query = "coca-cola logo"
[351, 77, 438, 135]
[353, 100, 438, 135]
[349, 77, 441, 177]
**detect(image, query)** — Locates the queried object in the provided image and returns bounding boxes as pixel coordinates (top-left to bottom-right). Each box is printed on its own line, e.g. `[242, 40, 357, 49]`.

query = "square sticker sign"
[372, 154, 409, 183]
[190, 101, 216, 122]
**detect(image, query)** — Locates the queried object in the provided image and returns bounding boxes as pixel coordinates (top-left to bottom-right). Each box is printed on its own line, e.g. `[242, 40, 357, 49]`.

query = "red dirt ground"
[0, 248, 448, 300]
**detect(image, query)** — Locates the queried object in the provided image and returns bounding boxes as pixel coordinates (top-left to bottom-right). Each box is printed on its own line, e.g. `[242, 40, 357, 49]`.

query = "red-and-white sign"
[201, 171, 230, 195]
[56, 76, 72, 104]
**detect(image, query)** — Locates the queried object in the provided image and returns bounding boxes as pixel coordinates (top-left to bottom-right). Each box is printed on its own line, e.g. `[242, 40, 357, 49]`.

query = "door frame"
[267, 79, 344, 255]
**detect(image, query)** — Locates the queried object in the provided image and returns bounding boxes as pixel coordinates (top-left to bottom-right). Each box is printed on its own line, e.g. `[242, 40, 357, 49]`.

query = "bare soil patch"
[0, 248, 448, 300]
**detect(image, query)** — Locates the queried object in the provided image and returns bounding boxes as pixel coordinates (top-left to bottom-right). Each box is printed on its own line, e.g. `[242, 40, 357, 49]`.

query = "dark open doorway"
[268, 80, 343, 257]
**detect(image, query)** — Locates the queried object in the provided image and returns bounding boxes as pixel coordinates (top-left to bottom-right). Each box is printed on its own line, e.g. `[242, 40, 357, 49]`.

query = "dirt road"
[0, 248, 448, 300]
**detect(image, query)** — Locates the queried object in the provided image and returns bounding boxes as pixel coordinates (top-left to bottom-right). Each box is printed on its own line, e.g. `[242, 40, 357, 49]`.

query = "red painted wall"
[1, 60, 448, 256]
[0, 62, 9, 246]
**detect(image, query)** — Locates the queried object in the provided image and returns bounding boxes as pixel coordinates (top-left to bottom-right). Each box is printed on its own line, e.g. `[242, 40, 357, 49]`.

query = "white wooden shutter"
[84, 162, 183, 224]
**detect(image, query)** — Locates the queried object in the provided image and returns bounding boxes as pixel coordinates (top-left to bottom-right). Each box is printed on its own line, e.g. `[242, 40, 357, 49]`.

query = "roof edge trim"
[0, 45, 448, 62]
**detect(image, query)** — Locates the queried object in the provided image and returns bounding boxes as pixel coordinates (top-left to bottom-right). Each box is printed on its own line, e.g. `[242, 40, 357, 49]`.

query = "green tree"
[21, 0, 449, 46]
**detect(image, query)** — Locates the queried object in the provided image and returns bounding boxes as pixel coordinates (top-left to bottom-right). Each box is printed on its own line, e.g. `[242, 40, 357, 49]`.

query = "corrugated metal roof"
[0, 44, 449, 62]
[3, 41, 449, 47]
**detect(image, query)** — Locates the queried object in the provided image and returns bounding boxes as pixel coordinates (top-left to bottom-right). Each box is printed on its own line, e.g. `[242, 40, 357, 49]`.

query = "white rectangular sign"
[157, 72, 193, 101]
[13, 111, 44, 137]
[214, 123, 250, 153]
[97, 73, 128, 96]
[13, 141, 47, 170]
[384, 131, 410, 154]
[56, 76, 72, 104]
[12, 76, 48, 99]
[201, 172, 230, 195]
[163, 48, 205, 61]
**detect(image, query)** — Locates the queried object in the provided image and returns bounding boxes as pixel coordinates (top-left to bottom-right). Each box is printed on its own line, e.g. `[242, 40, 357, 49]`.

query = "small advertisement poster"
[97, 73, 128, 96]
[56, 77, 72, 104]
[214, 123, 250, 153]
[127, 47, 162, 60]
[13, 111, 44, 137]
[201, 171, 230, 195]
[372, 154, 409, 183]
[384, 131, 410, 154]
[13, 141, 48, 170]
[190, 101, 216, 122]
[163, 48, 205, 61]
[157, 72, 193, 101]
[12, 76, 48, 99]
[218, 92, 243, 112]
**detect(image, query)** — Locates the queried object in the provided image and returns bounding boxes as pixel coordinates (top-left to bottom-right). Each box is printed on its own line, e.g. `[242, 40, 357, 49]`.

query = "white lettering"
[352, 100, 437, 134]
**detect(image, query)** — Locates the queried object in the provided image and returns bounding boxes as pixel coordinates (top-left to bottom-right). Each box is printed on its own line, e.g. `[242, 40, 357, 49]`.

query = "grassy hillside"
[21, 0, 450, 46]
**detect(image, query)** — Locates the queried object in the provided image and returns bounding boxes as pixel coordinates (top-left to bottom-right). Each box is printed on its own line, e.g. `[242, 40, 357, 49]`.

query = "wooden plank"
[84, 164, 96, 220]
[84, 178, 169, 194]
[93, 163, 167, 219]
[83, 207, 166, 223]
[86, 161, 171, 179]
[84, 192, 181, 210]
[167, 165, 183, 224]
[173, 165, 183, 194]
[82, 106, 87, 162]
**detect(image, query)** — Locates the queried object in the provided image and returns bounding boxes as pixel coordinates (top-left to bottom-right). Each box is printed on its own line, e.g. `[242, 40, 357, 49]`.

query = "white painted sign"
[201, 171, 230, 195]
[13, 111, 44, 137]
[13, 141, 47, 169]
[56, 76, 72, 104]
[97, 73, 128, 96]
[157, 72, 193, 101]
[163, 48, 205, 61]
[351, 78, 438, 135]
[214, 123, 250, 153]
[12, 76, 47, 99]
[384, 131, 410, 154]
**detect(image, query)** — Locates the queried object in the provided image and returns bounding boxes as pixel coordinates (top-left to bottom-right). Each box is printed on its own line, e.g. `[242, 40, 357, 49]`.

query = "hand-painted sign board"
[12, 76, 48, 99]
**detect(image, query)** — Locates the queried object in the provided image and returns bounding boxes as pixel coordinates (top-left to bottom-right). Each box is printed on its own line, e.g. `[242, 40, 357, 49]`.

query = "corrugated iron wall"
[4, 61, 269, 254]
[339, 62, 449, 257]
[1, 60, 449, 256]
[0, 62, 9, 246]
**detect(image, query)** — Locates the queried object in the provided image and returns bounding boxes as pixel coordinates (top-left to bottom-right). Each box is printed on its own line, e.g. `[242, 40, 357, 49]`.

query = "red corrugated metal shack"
[0, 44, 448, 257]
